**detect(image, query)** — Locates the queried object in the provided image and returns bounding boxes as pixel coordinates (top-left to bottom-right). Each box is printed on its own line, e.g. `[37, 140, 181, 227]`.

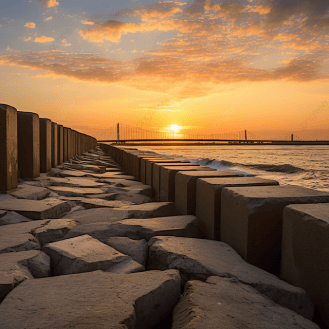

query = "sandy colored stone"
[160, 165, 215, 202]
[0, 198, 71, 220]
[221, 185, 329, 274]
[43, 235, 144, 275]
[0, 211, 31, 226]
[281, 203, 329, 328]
[172, 277, 319, 329]
[59, 196, 133, 209]
[8, 184, 50, 200]
[33, 218, 79, 247]
[0, 269, 181, 329]
[195, 176, 279, 240]
[175, 170, 243, 216]
[48, 186, 106, 197]
[148, 236, 314, 319]
[106, 237, 148, 266]
[0, 250, 50, 302]
[114, 193, 152, 205]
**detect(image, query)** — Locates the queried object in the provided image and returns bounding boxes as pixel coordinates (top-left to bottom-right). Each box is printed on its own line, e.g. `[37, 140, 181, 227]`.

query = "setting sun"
[170, 124, 180, 133]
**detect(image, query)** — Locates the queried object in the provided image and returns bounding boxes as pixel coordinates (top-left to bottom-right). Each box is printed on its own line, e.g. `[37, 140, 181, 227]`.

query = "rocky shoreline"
[0, 146, 325, 328]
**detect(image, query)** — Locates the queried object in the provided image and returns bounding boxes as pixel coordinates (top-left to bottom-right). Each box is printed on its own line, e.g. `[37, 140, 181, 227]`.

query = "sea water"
[136, 145, 329, 192]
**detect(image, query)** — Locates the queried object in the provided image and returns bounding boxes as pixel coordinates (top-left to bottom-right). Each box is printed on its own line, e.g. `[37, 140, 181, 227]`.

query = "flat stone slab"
[59, 196, 133, 209]
[148, 236, 314, 319]
[0, 211, 31, 226]
[0, 250, 50, 302]
[281, 203, 329, 327]
[175, 170, 243, 216]
[43, 235, 143, 275]
[172, 277, 319, 329]
[48, 186, 106, 197]
[8, 184, 50, 200]
[51, 177, 105, 188]
[106, 237, 148, 266]
[33, 218, 79, 247]
[64, 202, 177, 225]
[0, 198, 71, 220]
[0, 269, 181, 329]
[114, 193, 152, 205]
[221, 185, 329, 274]
[196, 176, 279, 240]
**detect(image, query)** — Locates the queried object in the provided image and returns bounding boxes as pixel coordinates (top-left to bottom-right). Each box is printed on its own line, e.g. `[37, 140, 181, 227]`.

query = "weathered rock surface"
[106, 237, 148, 266]
[114, 193, 152, 204]
[0, 198, 71, 220]
[8, 184, 50, 200]
[0, 269, 181, 329]
[0, 250, 50, 302]
[64, 202, 177, 225]
[172, 277, 319, 329]
[43, 235, 144, 275]
[33, 218, 79, 247]
[84, 192, 117, 200]
[0, 211, 31, 226]
[0, 220, 49, 254]
[51, 177, 105, 188]
[148, 236, 314, 319]
[59, 196, 133, 209]
[48, 186, 106, 197]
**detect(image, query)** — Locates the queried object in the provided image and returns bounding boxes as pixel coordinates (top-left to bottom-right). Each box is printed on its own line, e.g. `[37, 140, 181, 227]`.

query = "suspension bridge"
[96, 123, 329, 146]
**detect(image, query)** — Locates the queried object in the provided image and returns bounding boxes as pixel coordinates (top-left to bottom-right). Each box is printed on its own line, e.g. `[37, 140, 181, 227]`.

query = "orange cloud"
[24, 21, 36, 29]
[23, 37, 32, 41]
[34, 35, 55, 43]
[38, 0, 59, 8]
[44, 16, 53, 21]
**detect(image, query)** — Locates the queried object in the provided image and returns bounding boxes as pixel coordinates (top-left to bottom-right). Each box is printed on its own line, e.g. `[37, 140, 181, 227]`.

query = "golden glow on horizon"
[169, 124, 181, 133]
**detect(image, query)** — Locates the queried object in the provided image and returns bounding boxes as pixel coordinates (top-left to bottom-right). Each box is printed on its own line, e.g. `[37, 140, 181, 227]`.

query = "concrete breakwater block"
[220, 185, 329, 274]
[147, 236, 314, 319]
[196, 176, 279, 240]
[39, 118, 52, 173]
[175, 170, 243, 216]
[43, 235, 144, 275]
[17, 111, 40, 179]
[9, 184, 50, 200]
[0, 104, 18, 192]
[106, 237, 148, 266]
[160, 166, 215, 202]
[33, 218, 79, 247]
[0, 250, 50, 302]
[0, 198, 71, 220]
[146, 159, 189, 187]
[64, 202, 178, 226]
[140, 157, 164, 183]
[67, 215, 198, 242]
[281, 203, 329, 328]
[172, 277, 319, 329]
[0, 269, 181, 329]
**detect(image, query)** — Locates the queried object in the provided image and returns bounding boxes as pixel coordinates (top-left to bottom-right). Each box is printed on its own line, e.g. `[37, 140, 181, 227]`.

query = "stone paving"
[0, 147, 321, 328]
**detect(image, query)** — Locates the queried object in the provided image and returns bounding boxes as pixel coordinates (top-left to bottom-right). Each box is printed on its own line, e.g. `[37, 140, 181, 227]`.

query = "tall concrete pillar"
[57, 125, 63, 165]
[0, 104, 18, 191]
[17, 111, 40, 179]
[67, 128, 72, 160]
[51, 122, 58, 168]
[63, 127, 68, 162]
[40, 118, 52, 173]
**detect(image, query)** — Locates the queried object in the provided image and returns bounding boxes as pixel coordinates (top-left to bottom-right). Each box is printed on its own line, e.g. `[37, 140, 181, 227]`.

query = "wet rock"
[0, 250, 49, 302]
[172, 277, 319, 329]
[0, 269, 181, 329]
[0, 198, 71, 220]
[148, 236, 314, 319]
[43, 235, 144, 275]
[32, 218, 79, 247]
[106, 237, 148, 266]
[8, 184, 50, 200]
[0, 211, 31, 226]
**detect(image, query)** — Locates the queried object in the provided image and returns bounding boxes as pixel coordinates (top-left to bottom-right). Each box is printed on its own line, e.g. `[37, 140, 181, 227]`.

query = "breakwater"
[0, 104, 97, 192]
[100, 142, 329, 328]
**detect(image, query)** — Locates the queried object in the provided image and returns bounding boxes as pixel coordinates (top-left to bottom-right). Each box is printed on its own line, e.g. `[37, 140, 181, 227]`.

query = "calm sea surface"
[135, 145, 329, 192]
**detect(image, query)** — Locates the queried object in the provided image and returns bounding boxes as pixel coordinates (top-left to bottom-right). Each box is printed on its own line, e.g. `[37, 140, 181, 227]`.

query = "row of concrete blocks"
[0, 104, 97, 192]
[99, 142, 329, 327]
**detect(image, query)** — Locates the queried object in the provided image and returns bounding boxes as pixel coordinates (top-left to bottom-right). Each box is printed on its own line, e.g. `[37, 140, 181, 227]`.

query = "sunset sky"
[0, 0, 328, 139]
